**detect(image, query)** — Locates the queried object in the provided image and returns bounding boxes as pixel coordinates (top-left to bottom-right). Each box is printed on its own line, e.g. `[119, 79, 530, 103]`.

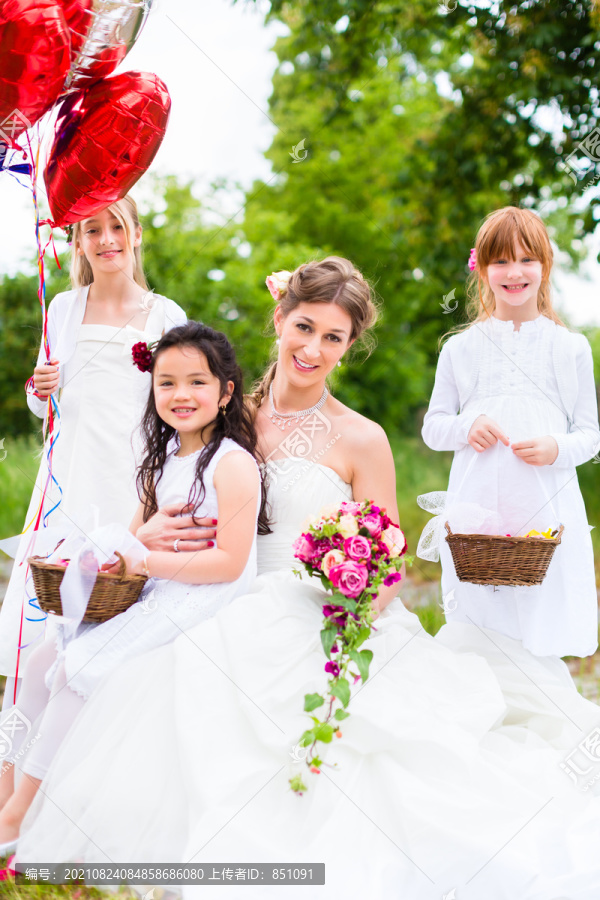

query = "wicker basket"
[27, 552, 148, 623]
[444, 522, 564, 587]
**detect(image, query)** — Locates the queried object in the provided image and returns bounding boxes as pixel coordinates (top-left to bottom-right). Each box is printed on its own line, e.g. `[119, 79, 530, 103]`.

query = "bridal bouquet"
[290, 500, 408, 794]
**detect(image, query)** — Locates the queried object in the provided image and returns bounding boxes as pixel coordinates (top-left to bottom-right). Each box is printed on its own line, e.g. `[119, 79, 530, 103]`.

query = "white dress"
[422, 314, 599, 658]
[16, 459, 600, 899]
[0, 287, 186, 677]
[43, 438, 259, 700]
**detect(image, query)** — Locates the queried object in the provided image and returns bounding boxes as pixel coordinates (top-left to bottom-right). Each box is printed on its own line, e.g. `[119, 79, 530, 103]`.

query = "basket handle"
[444, 522, 452, 535]
[112, 551, 127, 579]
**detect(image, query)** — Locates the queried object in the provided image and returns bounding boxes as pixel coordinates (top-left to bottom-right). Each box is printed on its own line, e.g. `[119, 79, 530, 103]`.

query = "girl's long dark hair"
[137, 322, 270, 534]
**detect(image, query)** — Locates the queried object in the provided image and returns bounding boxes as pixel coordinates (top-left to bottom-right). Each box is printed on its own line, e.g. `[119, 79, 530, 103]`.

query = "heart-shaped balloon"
[45, 70, 171, 226]
[61, 0, 154, 95]
[61, 0, 93, 57]
[0, 0, 71, 145]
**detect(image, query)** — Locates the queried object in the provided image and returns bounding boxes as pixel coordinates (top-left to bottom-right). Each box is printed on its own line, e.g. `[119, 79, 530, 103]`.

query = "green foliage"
[331, 675, 351, 707]
[304, 692, 325, 711]
[233, 0, 600, 428]
[413, 599, 447, 637]
[320, 625, 338, 657]
[348, 647, 373, 682]
[0, 274, 45, 438]
[0, 436, 40, 539]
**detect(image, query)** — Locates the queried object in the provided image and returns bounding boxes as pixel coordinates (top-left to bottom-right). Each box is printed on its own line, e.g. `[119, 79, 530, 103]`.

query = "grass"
[0, 437, 41, 543]
[0, 881, 140, 898]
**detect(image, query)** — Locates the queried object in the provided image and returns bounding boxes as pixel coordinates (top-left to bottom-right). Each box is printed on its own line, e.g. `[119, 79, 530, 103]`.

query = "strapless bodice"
[257, 459, 352, 574]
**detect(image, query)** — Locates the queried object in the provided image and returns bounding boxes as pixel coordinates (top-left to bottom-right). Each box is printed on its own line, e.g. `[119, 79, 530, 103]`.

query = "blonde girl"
[0, 197, 187, 697]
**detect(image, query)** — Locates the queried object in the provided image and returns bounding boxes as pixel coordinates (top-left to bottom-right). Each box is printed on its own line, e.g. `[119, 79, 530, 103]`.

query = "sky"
[0, 0, 284, 270]
[1, 0, 599, 328]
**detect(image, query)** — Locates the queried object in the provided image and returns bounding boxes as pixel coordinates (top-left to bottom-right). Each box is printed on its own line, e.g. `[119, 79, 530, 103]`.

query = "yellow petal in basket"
[523, 528, 554, 539]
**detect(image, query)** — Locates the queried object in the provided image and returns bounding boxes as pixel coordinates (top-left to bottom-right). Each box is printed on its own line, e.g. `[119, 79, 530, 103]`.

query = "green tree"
[0, 272, 44, 438]
[235, 0, 600, 430]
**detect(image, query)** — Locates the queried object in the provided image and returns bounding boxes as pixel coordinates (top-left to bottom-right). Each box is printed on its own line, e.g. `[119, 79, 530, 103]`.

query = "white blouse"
[422, 315, 600, 470]
[27, 286, 187, 419]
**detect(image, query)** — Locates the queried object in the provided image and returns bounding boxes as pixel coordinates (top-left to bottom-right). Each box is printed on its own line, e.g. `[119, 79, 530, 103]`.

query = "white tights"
[0, 640, 85, 781]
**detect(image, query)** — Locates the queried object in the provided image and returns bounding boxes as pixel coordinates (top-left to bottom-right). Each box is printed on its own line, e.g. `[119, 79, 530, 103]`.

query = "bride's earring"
[276, 338, 281, 346]
[337, 360, 342, 368]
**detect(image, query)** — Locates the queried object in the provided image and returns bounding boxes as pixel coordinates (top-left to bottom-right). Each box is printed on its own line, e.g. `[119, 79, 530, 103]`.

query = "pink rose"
[380, 525, 406, 558]
[360, 513, 382, 539]
[293, 533, 319, 564]
[343, 535, 371, 562]
[339, 501, 362, 516]
[329, 561, 369, 598]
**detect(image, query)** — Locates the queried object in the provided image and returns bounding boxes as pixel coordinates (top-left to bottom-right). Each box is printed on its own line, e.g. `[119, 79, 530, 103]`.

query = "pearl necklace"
[268, 383, 329, 431]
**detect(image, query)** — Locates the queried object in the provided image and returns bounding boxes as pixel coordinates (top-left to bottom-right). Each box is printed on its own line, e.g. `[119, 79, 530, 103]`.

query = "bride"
[13, 257, 600, 898]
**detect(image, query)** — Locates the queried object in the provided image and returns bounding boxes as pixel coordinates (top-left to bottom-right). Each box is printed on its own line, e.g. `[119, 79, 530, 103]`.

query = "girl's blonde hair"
[249, 256, 379, 410]
[444, 206, 566, 345]
[70, 194, 149, 290]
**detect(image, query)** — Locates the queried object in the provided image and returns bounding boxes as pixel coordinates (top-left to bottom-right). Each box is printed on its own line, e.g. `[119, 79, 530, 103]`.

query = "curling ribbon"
[0, 143, 32, 177]
[11, 130, 64, 700]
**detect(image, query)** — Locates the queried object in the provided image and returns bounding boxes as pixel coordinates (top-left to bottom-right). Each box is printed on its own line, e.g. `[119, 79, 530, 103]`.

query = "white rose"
[338, 515, 359, 538]
[302, 514, 319, 531]
[322, 549, 346, 577]
[319, 503, 340, 523]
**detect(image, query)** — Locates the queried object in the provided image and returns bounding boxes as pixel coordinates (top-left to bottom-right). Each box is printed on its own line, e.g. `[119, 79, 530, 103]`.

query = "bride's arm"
[349, 422, 405, 612]
[129, 452, 260, 583]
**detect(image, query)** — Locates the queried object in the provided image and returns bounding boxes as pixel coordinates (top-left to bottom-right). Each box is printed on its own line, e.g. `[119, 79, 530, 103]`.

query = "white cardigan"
[27, 286, 187, 419]
[422, 318, 600, 470]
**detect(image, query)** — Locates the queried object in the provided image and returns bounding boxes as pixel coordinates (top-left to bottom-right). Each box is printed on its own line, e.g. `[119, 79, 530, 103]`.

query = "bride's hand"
[135, 503, 217, 552]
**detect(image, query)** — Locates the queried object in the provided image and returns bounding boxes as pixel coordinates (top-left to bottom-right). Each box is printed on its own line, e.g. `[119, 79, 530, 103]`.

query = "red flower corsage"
[132, 341, 155, 373]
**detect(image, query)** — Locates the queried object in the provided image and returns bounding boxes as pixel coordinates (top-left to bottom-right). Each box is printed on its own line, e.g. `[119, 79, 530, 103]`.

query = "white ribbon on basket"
[416, 492, 503, 562]
[47, 523, 148, 638]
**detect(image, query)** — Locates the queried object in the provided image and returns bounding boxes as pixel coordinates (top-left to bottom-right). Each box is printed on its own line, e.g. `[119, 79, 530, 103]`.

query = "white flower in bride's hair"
[266, 270, 293, 302]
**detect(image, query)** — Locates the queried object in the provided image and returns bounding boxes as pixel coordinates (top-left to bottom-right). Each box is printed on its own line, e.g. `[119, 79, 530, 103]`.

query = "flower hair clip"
[265, 270, 293, 302]
[132, 340, 158, 373]
[468, 248, 477, 271]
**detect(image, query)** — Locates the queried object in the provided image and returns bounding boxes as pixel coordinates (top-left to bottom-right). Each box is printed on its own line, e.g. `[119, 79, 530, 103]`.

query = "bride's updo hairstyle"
[250, 256, 378, 410]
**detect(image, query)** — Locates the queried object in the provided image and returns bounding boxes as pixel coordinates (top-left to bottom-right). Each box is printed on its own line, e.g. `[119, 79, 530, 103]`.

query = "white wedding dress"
[16, 460, 600, 899]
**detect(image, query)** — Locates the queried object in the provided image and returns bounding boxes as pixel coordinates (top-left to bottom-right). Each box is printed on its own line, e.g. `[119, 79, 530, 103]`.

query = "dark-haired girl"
[0, 323, 263, 850]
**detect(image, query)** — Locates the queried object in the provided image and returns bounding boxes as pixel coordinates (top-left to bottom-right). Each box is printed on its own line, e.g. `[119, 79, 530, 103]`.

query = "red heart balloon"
[61, 0, 92, 57]
[44, 70, 171, 227]
[0, 0, 71, 145]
